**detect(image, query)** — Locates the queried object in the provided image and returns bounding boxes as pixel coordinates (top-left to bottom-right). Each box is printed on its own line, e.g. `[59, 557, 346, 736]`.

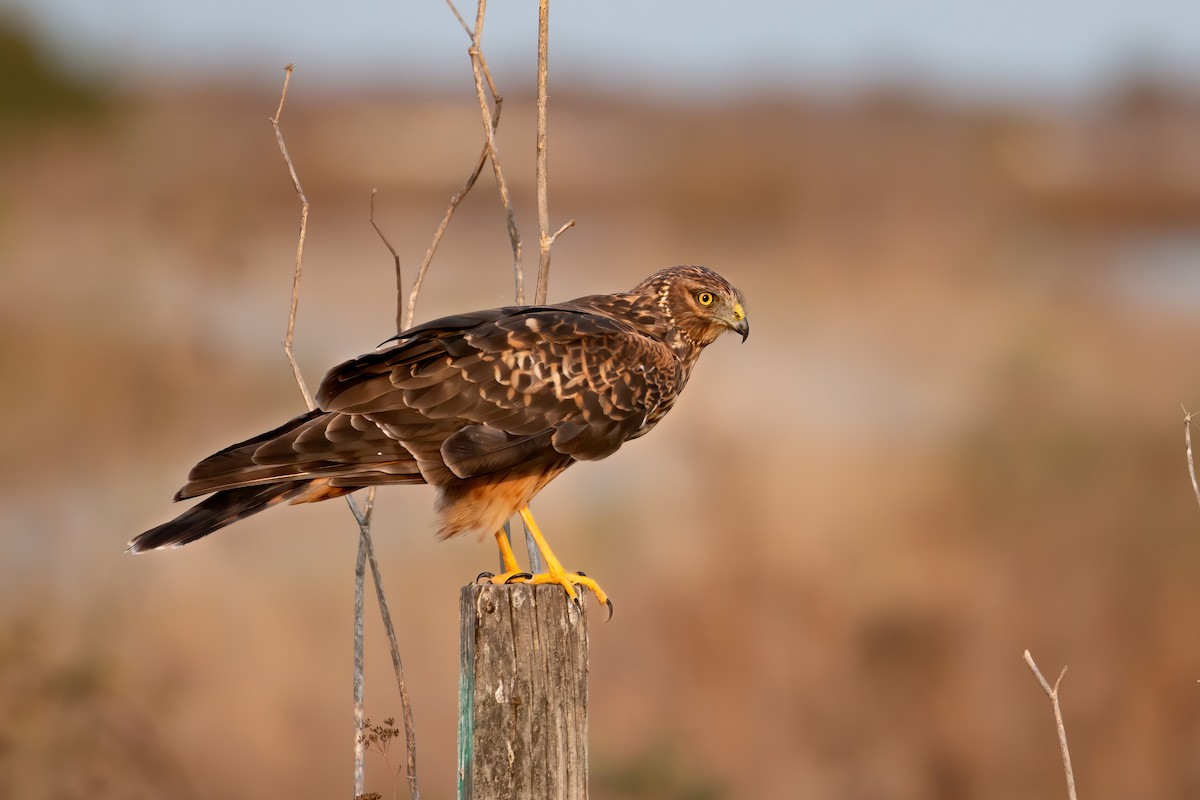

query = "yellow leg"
[519, 506, 612, 616]
[484, 527, 532, 585]
[494, 528, 522, 574]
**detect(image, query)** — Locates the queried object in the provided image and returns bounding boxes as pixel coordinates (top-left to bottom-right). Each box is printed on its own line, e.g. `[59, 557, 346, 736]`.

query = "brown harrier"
[131, 265, 748, 609]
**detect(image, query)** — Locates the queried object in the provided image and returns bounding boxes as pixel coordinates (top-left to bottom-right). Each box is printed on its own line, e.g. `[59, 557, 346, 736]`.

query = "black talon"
[574, 570, 588, 577]
[603, 599, 614, 622]
[475, 571, 496, 583]
[504, 572, 533, 584]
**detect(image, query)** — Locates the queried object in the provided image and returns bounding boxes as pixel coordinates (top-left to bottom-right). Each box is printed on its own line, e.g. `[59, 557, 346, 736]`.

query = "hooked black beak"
[733, 317, 749, 342]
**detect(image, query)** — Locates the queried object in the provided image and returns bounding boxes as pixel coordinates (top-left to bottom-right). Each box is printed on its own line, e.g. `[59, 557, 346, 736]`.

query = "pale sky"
[8, 0, 1200, 97]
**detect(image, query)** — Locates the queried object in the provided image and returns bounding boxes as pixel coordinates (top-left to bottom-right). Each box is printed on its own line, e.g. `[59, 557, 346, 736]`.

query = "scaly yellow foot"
[478, 527, 533, 585]
[519, 506, 613, 620]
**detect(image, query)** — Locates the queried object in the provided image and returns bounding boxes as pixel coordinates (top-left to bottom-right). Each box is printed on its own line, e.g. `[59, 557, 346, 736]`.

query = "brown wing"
[176, 303, 681, 498]
[320, 304, 683, 477]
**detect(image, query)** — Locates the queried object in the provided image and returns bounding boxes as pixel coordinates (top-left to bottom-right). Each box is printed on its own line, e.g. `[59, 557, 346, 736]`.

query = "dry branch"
[533, 0, 575, 304]
[369, 190, 404, 333]
[400, 0, 510, 334]
[347, 491, 420, 800]
[450, 0, 550, 570]
[443, 0, 473, 39]
[269, 65, 419, 800]
[1184, 406, 1200, 512]
[363, 190, 424, 798]
[353, 520, 367, 795]
[270, 64, 315, 410]
[272, 2, 577, 793]
[406, 97, 503, 329]
[1023, 650, 1077, 800]
[468, 0, 524, 303]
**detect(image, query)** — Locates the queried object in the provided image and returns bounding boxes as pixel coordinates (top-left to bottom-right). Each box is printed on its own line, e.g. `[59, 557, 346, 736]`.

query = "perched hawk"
[131, 265, 748, 609]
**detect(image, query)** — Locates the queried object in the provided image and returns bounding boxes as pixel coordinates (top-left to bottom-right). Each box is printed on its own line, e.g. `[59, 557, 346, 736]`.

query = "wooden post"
[458, 583, 589, 800]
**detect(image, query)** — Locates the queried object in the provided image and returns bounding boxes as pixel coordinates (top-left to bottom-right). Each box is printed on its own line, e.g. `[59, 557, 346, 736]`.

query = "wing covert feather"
[314, 305, 682, 472]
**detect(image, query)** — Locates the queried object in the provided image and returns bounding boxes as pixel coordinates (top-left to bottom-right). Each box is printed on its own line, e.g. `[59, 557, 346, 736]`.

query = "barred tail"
[128, 480, 312, 553]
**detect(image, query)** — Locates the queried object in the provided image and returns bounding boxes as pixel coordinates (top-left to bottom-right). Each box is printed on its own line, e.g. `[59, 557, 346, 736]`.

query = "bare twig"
[1184, 405, 1200, 512]
[550, 219, 576, 244]
[370, 190, 404, 333]
[270, 66, 418, 800]
[353, 521, 367, 796]
[366, 165, 433, 800]
[347, 494, 420, 800]
[270, 64, 315, 410]
[468, 0, 524, 303]
[442, 0, 548, 572]
[352, 488, 377, 798]
[406, 97, 503, 329]
[443, 1, 501, 98]
[533, 0, 575, 304]
[401, 0, 510, 331]
[527, 0, 580, 565]
[533, 0, 553, 304]
[443, 0, 472, 38]
[1023, 650, 1078, 800]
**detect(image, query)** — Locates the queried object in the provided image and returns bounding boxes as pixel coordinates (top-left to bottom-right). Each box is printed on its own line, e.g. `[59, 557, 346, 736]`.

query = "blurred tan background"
[4, 5, 1200, 799]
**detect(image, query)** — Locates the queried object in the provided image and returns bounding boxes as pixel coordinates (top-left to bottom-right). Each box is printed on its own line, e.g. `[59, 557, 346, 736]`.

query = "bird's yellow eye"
[697, 291, 714, 306]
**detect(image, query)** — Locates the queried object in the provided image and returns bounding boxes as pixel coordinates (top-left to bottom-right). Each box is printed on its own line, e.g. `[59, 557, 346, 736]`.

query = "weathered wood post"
[458, 583, 589, 800]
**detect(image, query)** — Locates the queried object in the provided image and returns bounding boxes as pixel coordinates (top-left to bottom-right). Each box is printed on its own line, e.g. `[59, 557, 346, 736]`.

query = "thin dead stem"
[406, 97, 503, 329]
[346, 494, 420, 800]
[353, 519, 367, 796]
[370, 190, 404, 333]
[270, 66, 418, 800]
[271, 64, 315, 410]
[443, 0, 472, 38]
[533, 0, 574, 304]
[396, 0, 510, 330]
[444, 1, 500, 97]
[534, 0, 552, 304]
[1184, 405, 1200, 512]
[1023, 650, 1078, 800]
[469, 0, 524, 303]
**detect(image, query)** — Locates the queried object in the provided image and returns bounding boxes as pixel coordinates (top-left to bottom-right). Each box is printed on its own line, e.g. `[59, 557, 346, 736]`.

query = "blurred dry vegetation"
[4, 15, 1200, 800]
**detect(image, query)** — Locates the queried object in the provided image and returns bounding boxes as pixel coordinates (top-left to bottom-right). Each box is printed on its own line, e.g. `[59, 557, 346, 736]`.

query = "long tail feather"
[176, 409, 324, 500]
[129, 481, 312, 553]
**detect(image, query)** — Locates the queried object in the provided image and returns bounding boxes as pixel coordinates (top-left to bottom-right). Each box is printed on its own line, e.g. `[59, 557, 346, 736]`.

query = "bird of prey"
[131, 265, 748, 609]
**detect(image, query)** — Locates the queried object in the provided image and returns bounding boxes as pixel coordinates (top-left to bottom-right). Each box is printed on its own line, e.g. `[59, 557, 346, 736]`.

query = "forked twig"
[353, 513, 367, 794]
[443, 0, 472, 37]
[270, 66, 418, 800]
[270, 64, 315, 410]
[400, 0, 509, 332]
[347, 489, 420, 800]
[1184, 405, 1200, 511]
[533, 0, 575, 304]
[370, 190, 404, 333]
[356, 8, 570, 777]
[443, 0, 502, 99]
[439, 2, 570, 571]
[367, 184, 423, 800]
[1023, 650, 1078, 800]
[406, 97, 503, 329]
[450, 0, 544, 570]
[468, 0, 524, 303]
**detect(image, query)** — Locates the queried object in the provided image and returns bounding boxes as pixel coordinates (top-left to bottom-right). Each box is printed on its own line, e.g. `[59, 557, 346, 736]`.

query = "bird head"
[636, 265, 749, 348]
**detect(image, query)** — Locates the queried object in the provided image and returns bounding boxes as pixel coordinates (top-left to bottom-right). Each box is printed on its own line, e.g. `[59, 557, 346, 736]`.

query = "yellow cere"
[732, 302, 745, 320]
